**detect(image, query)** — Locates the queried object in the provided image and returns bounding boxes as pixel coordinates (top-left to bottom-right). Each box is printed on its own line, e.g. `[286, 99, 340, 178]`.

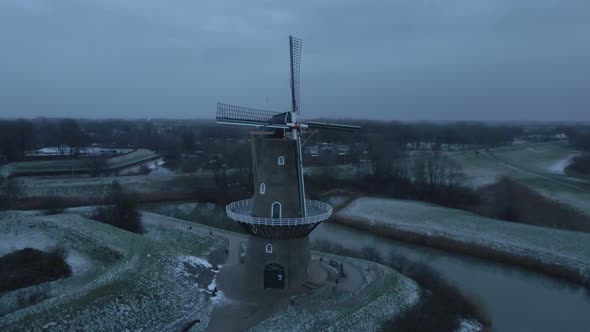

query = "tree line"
[1, 117, 563, 169]
[0, 119, 88, 162]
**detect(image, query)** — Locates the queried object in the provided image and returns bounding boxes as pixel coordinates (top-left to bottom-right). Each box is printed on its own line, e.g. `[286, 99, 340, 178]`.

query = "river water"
[311, 222, 590, 332]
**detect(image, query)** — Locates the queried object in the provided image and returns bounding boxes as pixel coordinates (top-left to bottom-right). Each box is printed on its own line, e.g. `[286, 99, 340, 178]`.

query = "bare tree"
[85, 156, 108, 177]
[411, 151, 464, 196]
[0, 178, 23, 209]
[92, 181, 143, 233]
[55, 119, 88, 157]
[0, 120, 33, 161]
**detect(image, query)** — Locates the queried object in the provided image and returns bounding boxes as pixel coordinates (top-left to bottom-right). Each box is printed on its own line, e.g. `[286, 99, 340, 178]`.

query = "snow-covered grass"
[5, 149, 159, 176]
[323, 195, 351, 209]
[117, 158, 173, 176]
[178, 255, 213, 269]
[447, 150, 508, 188]
[547, 155, 577, 175]
[0, 213, 225, 331]
[449, 141, 586, 186]
[486, 141, 579, 176]
[338, 197, 590, 286]
[456, 319, 484, 332]
[447, 141, 590, 217]
[106, 149, 159, 169]
[142, 201, 216, 219]
[0, 230, 56, 257]
[304, 163, 371, 179]
[11, 173, 214, 207]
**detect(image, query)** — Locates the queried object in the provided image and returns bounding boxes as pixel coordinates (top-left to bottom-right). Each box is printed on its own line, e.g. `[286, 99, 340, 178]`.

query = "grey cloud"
[0, 0, 588, 121]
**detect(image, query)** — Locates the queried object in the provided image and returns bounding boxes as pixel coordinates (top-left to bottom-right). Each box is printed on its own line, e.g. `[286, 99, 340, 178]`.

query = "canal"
[311, 221, 590, 332]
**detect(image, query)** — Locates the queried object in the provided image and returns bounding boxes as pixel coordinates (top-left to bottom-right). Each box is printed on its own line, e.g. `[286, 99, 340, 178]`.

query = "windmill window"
[259, 182, 266, 194]
[278, 156, 285, 165]
[265, 244, 273, 253]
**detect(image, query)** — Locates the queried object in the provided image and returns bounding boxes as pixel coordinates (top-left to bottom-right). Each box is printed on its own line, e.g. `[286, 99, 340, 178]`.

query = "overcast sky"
[0, 0, 588, 121]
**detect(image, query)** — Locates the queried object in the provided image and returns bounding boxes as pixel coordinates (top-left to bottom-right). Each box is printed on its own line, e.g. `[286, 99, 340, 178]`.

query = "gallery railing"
[225, 199, 332, 226]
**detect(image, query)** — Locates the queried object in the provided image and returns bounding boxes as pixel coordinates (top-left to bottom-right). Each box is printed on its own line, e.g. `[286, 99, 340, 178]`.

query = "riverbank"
[334, 197, 590, 288]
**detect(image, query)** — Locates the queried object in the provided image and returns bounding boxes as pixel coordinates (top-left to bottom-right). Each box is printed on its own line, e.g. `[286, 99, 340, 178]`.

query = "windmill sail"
[306, 121, 361, 131]
[289, 36, 302, 114]
[216, 103, 289, 128]
[295, 136, 307, 217]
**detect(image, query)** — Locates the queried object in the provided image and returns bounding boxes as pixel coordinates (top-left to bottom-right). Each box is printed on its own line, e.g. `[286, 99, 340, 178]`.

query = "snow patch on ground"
[456, 319, 484, 332]
[0, 231, 56, 256]
[210, 290, 229, 305]
[546, 155, 577, 175]
[207, 279, 216, 292]
[65, 250, 91, 275]
[117, 158, 173, 176]
[179, 255, 213, 269]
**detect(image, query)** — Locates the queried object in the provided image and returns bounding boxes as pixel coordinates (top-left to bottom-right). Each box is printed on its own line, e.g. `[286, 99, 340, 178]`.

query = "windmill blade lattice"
[289, 36, 302, 114]
[306, 121, 361, 131]
[216, 103, 289, 128]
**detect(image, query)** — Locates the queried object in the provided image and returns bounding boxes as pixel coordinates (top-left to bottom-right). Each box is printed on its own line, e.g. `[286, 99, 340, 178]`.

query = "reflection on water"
[311, 222, 590, 332]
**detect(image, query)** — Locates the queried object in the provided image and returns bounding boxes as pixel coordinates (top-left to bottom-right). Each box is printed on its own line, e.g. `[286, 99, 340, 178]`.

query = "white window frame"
[278, 156, 285, 165]
[259, 182, 266, 194]
[265, 244, 273, 253]
[271, 202, 282, 218]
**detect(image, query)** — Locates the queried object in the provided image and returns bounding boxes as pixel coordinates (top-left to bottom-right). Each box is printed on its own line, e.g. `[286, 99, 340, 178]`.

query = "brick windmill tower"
[217, 36, 359, 289]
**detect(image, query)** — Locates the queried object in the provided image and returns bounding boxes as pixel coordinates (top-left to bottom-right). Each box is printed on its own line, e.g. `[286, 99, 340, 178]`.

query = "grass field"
[0, 214, 224, 331]
[449, 141, 590, 216]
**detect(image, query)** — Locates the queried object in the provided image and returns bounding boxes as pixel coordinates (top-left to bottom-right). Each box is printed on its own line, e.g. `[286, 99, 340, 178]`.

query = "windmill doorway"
[271, 202, 282, 218]
[264, 263, 285, 289]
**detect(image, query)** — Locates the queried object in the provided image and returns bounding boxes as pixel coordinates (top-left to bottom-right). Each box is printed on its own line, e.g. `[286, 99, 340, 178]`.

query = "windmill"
[218, 36, 359, 290]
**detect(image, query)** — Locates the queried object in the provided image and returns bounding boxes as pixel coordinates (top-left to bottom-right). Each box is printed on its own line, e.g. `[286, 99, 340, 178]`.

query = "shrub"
[91, 181, 143, 233]
[305, 170, 480, 210]
[566, 154, 590, 176]
[473, 177, 590, 233]
[41, 197, 66, 215]
[0, 247, 72, 293]
[0, 179, 23, 210]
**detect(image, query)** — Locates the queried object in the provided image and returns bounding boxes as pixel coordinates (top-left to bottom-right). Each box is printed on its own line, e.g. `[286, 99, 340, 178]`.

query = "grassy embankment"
[1, 173, 216, 210]
[0, 214, 224, 330]
[334, 197, 590, 289]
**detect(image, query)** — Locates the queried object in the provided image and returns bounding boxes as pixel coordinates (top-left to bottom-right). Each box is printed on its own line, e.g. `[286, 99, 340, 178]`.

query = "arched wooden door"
[264, 263, 285, 289]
